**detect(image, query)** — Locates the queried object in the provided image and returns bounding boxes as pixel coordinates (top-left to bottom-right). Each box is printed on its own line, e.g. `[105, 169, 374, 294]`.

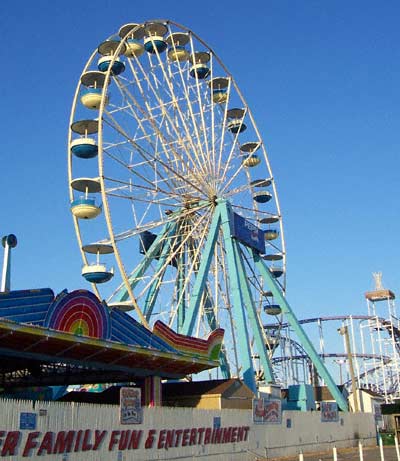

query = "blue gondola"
[70, 138, 98, 159]
[97, 56, 125, 75]
[264, 304, 282, 315]
[270, 267, 284, 278]
[82, 265, 114, 283]
[253, 191, 272, 203]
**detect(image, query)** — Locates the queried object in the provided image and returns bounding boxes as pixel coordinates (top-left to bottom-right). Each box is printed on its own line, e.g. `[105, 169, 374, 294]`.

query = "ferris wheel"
[67, 20, 341, 398]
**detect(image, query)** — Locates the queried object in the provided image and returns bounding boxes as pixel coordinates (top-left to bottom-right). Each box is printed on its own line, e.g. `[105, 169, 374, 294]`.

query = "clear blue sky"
[1, 0, 399, 324]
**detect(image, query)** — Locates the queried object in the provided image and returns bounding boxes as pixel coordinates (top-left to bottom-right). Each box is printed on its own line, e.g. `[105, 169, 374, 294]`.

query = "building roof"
[314, 385, 348, 402]
[162, 378, 254, 399]
[0, 288, 222, 387]
[351, 388, 385, 399]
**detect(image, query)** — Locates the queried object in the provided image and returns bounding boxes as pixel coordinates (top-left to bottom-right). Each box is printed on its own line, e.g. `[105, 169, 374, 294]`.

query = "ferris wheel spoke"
[98, 203, 211, 245]
[103, 109, 207, 197]
[218, 113, 249, 191]
[164, 36, 214, 180]
[225, 178, 273, 199]
[103, 176, 180, 200]
[125, 55, 211, 182]
[215, 78, 233, 179]
[146, 44, 212, 180]
[187, 35, 213, 174]
[136, 211, 212, 306]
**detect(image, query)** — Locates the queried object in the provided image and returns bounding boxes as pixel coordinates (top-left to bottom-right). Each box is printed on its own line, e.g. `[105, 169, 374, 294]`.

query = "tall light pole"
[334, 359, 346, 385]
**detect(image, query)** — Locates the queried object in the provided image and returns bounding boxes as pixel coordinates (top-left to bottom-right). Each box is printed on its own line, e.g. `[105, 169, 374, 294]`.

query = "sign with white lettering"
[19, 413, 37, 430]
[232, 213, 265, 254]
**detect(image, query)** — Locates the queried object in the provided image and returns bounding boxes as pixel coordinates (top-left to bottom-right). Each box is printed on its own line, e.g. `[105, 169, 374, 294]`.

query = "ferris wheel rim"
[68, 19, 287, 384]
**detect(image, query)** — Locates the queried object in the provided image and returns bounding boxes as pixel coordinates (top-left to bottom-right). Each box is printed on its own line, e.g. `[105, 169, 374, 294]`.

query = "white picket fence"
[0, 399, 377, 460]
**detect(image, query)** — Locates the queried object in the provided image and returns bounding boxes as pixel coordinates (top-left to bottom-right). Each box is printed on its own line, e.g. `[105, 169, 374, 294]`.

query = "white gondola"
[80, 71, 109, 109]
[70, 178, 102, 219]
[119, 23, 145, 58]
[264, 229, 279, 240]
[166, 33, 190, 62]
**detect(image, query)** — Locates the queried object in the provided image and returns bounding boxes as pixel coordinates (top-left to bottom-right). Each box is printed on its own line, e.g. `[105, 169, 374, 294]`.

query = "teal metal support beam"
[220, 201, 256, 393]
[202, 294, 231, 378]
[253, 250, 349, 411]
[143, 233, 174, 320]
[181, 208, 221, 336]
[186, 237, 230, 377]
[177, 236, 186, 333]
[233, 240, 275, 383]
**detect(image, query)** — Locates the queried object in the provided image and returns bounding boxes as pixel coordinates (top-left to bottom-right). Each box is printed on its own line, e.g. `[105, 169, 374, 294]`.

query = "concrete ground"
[266, 445, 399, 460]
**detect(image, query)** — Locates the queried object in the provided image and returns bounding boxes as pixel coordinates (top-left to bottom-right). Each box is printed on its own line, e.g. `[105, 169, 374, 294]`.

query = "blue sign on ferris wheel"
[232, 212, 265, 254]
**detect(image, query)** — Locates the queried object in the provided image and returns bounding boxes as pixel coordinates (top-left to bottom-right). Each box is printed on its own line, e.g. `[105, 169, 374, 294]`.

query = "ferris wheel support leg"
[252, 251, 349, 412]
[114, 222, 176, 302]
[220, 202, 257, 393]
[203, 292, 231, 378]
[181, 209, 221, 336]
[233, 241, 275, 384]
[177, 236, 186, 332]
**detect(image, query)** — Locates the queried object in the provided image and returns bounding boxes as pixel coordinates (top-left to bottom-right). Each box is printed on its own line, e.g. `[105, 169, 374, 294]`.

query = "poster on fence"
[374, 403, 382, 422]
[321, 401, 339, 422]
[120, 387, 143, 424]
[253, 398, 282, 424]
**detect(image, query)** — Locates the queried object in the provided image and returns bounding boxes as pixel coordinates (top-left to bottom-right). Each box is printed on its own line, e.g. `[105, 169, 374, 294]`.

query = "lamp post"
[334, 359, 346, 385]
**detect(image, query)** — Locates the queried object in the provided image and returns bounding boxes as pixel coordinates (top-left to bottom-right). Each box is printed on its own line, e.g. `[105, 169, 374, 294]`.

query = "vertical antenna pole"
[1, 234, 17, 292]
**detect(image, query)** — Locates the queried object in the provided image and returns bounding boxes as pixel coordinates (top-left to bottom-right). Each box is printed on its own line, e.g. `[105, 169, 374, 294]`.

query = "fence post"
[379, 435, 385, 461]
[333, 445, 337, 461]
[395, 434, 400, 461]
[299, 450, 304, 461]
[358, 440, 364, 461]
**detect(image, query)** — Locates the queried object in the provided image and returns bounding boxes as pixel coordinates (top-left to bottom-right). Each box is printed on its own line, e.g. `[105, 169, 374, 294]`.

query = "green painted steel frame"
[111, 199, 347, 410]
[219, 202, 257, 393]
[232, 239, 275, 383]
[181, 209, 221, 336]
[252, 250, 348, 411]
[143, 232, 174, 320]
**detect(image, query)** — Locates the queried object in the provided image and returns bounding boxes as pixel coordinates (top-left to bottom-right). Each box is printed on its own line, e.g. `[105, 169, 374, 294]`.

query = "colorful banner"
[321, 402, 339, 422]
[253, 399, 282, 424]
[120, 388, 143, 424]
